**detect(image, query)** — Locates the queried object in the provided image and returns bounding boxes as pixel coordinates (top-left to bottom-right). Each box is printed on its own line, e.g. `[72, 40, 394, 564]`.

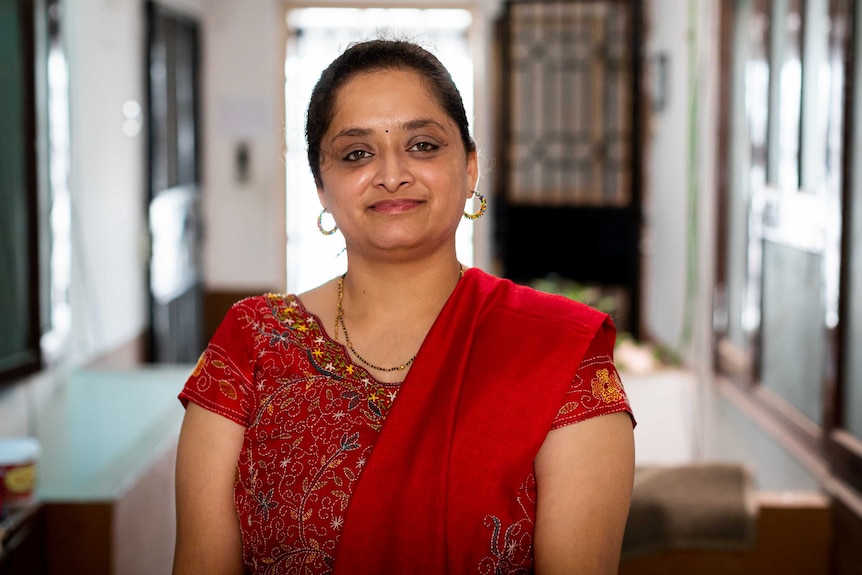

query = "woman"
[174, 40, 634, 575]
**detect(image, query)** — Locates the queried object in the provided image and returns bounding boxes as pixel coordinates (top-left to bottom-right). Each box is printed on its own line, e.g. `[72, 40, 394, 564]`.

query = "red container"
[0, 438, 41, 513]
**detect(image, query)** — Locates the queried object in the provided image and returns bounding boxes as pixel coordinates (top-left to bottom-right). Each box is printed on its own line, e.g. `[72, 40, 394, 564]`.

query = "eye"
[409, 141, 439, 153]
[344, 149, 372, 161]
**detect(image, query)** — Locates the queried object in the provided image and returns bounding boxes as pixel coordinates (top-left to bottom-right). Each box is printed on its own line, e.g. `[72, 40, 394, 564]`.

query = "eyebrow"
[331, 127, 373, 142]
[330, 118, 448, 142]
[401, 118, 447, 132]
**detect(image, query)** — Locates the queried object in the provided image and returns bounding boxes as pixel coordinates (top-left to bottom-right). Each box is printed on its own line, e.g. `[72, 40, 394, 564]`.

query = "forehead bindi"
[329, 118, 449, 143]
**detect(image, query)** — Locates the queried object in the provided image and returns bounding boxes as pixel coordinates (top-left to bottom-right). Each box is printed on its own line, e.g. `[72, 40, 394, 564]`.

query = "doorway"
[496, 0, 643, 337]
[283, 7, 475, 294]
[145, 2, 203, 363]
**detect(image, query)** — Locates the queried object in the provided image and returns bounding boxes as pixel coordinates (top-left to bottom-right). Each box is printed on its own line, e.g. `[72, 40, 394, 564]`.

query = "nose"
[374, 149, 413, 193]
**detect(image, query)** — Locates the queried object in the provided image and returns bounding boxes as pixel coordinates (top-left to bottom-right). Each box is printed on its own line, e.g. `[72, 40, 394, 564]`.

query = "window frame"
[715, 0, 862, 499]
[0, 0, 42, 386]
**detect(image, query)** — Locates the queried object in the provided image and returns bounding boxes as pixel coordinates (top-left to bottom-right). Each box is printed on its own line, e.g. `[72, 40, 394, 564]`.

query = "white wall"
[62, 0, 291, 366]
[641, 0, 693, 352]
[61, 0, 207, 363]
[201, 0, 286, 291]
[641, 0, 720, 461]
[64, 0, 148, 362]
[470, 0, 504, 272]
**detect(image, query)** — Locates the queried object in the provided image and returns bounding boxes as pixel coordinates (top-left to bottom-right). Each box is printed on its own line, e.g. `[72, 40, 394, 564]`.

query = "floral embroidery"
[479, 474, 536, 575]
[187, 294, 401, 574]
[552, 347, 631, 430]
[591, 368, 624, 403]
[254, 488, 278, 521]
[181, 296, 632, 574]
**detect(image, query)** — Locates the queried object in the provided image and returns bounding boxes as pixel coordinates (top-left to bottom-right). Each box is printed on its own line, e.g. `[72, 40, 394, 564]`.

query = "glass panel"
[40, 0, 73, 361]
[799, 0, 830, 190]
[174, 21, 197, 186]
[767, 0, 803, 189]
[760, 241, 825, 424]
[726, 0, 767, 349]
[754, 0, 844, 431]
[0, 0, 40, 376]
[842, 0, 862, 440]
[507, 1, 631, 206]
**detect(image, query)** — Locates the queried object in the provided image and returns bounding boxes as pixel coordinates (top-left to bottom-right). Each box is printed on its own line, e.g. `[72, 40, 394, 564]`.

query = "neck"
[340, 255, 464, 320]
[332, 255, 464, 380]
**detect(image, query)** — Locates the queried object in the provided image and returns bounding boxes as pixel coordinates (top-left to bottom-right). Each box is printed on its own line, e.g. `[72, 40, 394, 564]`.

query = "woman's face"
[317, 68, 478, 262]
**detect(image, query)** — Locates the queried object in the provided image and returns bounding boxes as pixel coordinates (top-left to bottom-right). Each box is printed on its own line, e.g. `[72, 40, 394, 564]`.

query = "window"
[0, 0, 71, 384]
[716, 0, 862, 501]
[0, 0, 41, 384]
[836, 0, 862, 478]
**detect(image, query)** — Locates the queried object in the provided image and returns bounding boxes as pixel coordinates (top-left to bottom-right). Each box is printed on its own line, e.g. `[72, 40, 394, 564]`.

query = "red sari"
[180, 268, 631, 574]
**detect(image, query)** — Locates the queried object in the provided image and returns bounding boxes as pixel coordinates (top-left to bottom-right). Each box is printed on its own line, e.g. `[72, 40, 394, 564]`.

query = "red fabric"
[180, 294, 405, 572]
[333, 268, 626, 574]
[178, 269, 632, 574]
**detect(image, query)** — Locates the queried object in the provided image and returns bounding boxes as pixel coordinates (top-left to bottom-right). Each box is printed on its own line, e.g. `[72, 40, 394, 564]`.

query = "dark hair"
[305, 39, 476, 187]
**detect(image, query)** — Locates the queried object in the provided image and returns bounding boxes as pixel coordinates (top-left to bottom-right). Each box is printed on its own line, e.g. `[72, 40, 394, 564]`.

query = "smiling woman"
[284, 8, 475, 294]
[313, 68, 477, 262]
[173, 40, 635, 575]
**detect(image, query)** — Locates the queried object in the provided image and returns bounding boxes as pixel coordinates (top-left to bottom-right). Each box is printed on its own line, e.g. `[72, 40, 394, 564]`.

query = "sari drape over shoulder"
[334, 268, 615, 573]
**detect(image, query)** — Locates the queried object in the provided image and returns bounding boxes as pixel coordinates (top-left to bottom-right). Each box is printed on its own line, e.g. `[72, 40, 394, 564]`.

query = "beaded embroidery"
[180, 295, 631, 574]
[184, 295, 401, 573]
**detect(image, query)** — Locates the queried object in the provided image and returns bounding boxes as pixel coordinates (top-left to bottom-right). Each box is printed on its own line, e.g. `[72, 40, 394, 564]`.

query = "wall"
[201, 0, 286, 292]
[64, 0, 157, 364]
[641, 0, 696, 353]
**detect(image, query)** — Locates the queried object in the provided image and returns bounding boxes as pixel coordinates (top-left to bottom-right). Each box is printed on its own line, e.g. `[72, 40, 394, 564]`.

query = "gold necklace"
[335, 264, 464, 373]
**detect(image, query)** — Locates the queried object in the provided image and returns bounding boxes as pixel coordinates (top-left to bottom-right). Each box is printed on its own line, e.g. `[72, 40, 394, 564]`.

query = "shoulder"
[225, 293, 299, 321]
[207, 294, 308, 347]
[467, 269, 607, 331]
[503, 281, 605, 322]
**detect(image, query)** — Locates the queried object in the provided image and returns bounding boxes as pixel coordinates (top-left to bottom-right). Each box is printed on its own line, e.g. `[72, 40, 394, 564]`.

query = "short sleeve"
[178, 301, 256, 427]
[551, 320, 634, 430]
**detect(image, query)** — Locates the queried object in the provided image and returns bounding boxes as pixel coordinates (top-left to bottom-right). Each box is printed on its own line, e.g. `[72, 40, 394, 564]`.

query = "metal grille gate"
[496, 0, 643, 336]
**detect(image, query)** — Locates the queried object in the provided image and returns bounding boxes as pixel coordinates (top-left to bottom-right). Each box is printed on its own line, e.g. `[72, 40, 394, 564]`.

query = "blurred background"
[1, 0, 861, 573]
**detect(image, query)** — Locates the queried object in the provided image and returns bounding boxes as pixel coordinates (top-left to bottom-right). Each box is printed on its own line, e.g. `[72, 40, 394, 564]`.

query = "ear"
[316, 185, 327, 211]
[466, 150, 479, 197]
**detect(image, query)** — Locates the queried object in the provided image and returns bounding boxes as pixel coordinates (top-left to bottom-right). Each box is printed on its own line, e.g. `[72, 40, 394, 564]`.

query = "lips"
[368, 199, 424, 214]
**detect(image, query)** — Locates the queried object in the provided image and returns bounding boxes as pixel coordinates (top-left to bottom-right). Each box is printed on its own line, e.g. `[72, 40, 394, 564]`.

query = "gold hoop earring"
[463, 190, 487, 221]
[317, 209, 338, 236]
